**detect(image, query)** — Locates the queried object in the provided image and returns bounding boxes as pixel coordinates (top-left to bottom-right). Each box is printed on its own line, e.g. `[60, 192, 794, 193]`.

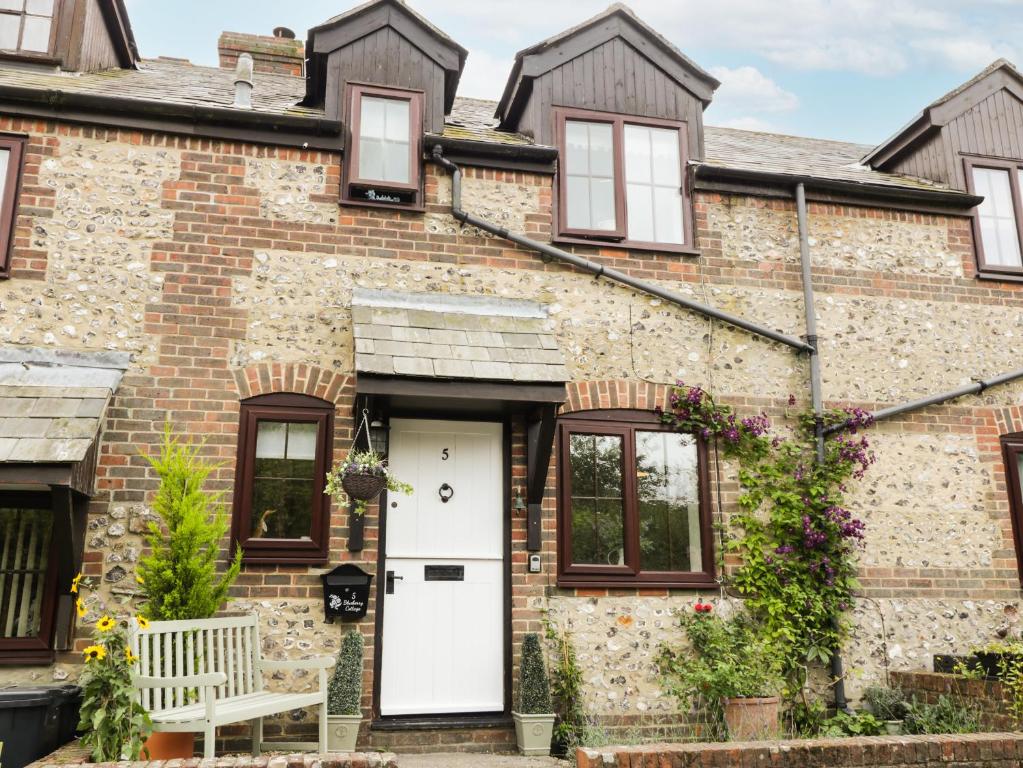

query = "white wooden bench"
[131, 614, 334, 758]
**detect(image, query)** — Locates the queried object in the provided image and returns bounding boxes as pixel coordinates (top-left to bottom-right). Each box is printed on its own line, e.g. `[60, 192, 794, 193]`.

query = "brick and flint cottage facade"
[1, 0, 1023, 753]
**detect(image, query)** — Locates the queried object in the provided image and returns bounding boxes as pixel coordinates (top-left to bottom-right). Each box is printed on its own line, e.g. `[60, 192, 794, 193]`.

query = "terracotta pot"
[722, 696, 780, 741]
[143, 732, 195, 759]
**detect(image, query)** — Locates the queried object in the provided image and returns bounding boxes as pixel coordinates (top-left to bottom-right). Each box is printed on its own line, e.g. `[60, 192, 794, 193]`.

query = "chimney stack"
[218, 28, 304, 77]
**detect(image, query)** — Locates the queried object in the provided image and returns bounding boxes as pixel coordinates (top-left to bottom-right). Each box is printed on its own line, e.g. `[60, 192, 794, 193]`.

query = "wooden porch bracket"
[526, 404, 557, 552]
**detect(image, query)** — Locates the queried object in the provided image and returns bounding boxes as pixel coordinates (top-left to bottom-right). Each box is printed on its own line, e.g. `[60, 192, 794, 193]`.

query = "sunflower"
[75, 597, 86, 618]
[135, 573, 144, 585]
[95, 615, 116, 632]
[70, 573, 84, 594]
[135, 615, 150, 630]
[125, 648, 137, 665]
[83, 645, 106, 662]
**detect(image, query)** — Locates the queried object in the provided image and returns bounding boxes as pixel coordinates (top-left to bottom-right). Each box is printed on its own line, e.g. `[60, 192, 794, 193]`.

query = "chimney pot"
[234, 53, 254, 108]
[273, 26, 296, 39]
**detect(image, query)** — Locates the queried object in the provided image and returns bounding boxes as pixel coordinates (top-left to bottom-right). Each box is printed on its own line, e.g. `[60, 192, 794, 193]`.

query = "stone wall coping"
[576, 732, 1023, 767]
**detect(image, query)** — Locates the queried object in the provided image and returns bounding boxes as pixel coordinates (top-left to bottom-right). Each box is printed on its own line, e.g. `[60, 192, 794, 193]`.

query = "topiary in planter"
[328, 629, 364, 716]
[518, 633, 552, 714]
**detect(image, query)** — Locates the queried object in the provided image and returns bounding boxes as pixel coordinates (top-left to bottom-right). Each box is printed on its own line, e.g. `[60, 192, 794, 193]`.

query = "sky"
[123, 0, 1023, 146]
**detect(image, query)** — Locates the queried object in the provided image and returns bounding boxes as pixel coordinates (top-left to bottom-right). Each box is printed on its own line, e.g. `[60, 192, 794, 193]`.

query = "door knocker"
[438, 483, 454, 503]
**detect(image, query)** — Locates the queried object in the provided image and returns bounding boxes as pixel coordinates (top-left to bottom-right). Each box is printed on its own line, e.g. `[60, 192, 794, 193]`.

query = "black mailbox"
[321, 564, 373, 622]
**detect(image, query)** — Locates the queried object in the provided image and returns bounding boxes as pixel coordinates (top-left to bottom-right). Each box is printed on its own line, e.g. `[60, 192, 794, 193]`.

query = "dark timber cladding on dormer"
[496, 4, 719, 160]
[865, 60, 1023, 190]
[304, 0, 466, 136]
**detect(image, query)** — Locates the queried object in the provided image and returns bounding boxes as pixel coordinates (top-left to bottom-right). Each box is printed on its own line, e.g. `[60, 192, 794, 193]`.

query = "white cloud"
[709, 66, 799, 113]
[457, 47, 515, 100]
[912, 37, 1018, 71]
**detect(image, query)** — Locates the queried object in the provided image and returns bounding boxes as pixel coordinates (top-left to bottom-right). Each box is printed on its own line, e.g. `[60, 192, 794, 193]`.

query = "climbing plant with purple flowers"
[658, 383, 874, 683]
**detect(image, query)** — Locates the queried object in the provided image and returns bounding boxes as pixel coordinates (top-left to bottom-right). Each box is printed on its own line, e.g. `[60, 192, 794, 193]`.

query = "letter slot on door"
[424, 565, 464, 581]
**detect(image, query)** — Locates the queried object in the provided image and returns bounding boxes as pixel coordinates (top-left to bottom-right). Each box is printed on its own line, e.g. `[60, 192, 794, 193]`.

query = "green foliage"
[544, 621, 586, 748]
[903, 694, 983, 735]
[785, 698, 828, 738]
[324, 450, 413, 515]
[658, 606, 784, 739]
[863, 685, 909, 721]
[328, 629, 364, 716]
[138, 424, 242, 621]
[659, 385, 874, 684]
[518, 633, 553, 714]
[820, 710, 884, 737]
[75, 577, 151, 761]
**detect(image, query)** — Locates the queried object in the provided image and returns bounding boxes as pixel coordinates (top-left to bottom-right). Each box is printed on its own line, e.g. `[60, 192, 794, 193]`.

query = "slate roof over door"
[352, 289, 568, 384]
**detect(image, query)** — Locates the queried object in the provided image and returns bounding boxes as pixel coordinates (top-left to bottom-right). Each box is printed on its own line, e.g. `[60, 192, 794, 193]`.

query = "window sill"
[0, 51, 60, 66]
[552, 234, 701, 257]
[557, 576, 718, 590]
[976, 269, 1023, 284]
[240, 551, 329, 566]
[340, 196, 425, 214]
[0, 648, 55, 665]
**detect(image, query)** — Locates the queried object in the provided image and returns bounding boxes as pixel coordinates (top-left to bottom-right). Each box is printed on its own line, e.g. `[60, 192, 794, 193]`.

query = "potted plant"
[135, 425, 243, 758]
[326, 629, 364, 752]
[512, 633, 556, 756]
[73, 576, 152, 761]
[325, 450, 412, 515]
[658, 603, 784, 741]
[863, 685, 909, 735]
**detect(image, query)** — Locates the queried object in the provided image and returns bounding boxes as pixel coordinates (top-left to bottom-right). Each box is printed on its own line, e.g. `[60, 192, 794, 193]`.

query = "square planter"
[326, 714, 362, 752]
[512, 711, 555, 756]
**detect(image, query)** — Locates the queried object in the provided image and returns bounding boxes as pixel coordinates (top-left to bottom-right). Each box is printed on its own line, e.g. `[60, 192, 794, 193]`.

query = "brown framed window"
[0, 135, 24, 279]
[0, 0, 57, 55]
[0, 492, 58, 664]
[557, 410, 714, 588]
[231, 393, 334, 564]
[342, 83, 423, 210]
[1001, 434, 1023, 583]
[554, 108, 693, 253]
[965, 157, 1023, 278]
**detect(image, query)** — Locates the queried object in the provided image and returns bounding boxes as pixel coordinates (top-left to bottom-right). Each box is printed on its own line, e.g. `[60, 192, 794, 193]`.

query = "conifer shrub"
[137, 424, 242, 621]
[518, 632, 553, 714]
[328, 629, 364, 716]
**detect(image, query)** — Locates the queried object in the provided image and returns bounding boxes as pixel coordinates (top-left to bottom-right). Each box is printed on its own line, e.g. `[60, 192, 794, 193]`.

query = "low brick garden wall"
[28, 744, 397, 768]
[893, 670, 1018, 731]
[577, 733, 1023, 767]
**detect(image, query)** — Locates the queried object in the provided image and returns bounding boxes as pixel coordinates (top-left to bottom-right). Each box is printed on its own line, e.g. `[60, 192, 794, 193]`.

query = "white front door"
[380, 418, 505, 716]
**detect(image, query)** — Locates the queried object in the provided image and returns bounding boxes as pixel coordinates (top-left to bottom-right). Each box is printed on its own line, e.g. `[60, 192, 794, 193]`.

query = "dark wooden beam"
[525, 404, 557, 552]
[356, 375, 567, 404]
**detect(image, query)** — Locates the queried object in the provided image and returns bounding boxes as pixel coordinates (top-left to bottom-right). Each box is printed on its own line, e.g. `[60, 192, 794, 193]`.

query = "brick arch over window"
[232, 363, 352, 405]
[562, 380, 673, 415]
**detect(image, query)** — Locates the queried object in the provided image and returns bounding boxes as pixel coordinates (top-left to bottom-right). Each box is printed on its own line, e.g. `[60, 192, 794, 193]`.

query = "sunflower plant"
[73, 574, 153, 761]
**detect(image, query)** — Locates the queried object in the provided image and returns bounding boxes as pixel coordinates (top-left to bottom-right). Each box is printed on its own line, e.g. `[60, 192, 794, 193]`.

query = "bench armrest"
[257, 657, 335, 671]
[133, 672, 228, 689]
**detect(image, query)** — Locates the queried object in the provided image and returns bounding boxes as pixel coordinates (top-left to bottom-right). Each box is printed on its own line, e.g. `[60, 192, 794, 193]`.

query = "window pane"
[251, 421, 318, 541]
[0, 507, 53, 639]
[569, 433, 625, 565]
[625, 124, 684, 245]
[25, 0, 52, 15]
[0, 1, 24, 11]
[636, 431, 701, 572]
[20, 14, 49, 51]
[0, 14, 19, 49]
[564, 120, 616, 231]
[0, 149, 10, 201]
[973, 167, 1022, 267]
[357, 95, 410, 185]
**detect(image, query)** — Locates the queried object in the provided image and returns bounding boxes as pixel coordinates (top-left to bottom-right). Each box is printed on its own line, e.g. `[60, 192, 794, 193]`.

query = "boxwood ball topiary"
[328, 629, 364, 716]
[518, 632, 552, 714]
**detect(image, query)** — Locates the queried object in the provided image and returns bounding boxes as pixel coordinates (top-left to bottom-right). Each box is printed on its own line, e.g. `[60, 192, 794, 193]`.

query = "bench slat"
[151, 691, 324, 727]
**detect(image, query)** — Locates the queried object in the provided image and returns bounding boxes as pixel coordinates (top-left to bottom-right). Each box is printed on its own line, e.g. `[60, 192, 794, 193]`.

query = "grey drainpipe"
[430, 146, 814, 354]
[825, 367, 1023, 436]
[795, 183, 850, 713]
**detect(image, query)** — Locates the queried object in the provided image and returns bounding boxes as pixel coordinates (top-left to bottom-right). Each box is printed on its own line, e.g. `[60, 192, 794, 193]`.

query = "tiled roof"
[352, 289, 568, 384]
[0, 349, 129, 464]
[0, 58, 971, 195]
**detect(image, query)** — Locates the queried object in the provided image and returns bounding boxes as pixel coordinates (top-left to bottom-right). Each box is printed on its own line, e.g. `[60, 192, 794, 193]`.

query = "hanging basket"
[341, 472, 387, 501]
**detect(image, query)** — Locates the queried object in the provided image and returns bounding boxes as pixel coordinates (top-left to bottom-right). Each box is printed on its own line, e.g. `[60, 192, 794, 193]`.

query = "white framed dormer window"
[966, 158, 1023, 278]
[0, 0, 56, 55]
[343, 83, 423, 210]
[555, 107, 693, 253]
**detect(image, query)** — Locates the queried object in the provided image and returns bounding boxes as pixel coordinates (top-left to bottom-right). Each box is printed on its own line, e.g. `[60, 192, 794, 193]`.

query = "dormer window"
[967, 158, 1023, 277]
[555, 108, 693, 252]
[0, 0, 55, 55]
[343, 84, 423, 209]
